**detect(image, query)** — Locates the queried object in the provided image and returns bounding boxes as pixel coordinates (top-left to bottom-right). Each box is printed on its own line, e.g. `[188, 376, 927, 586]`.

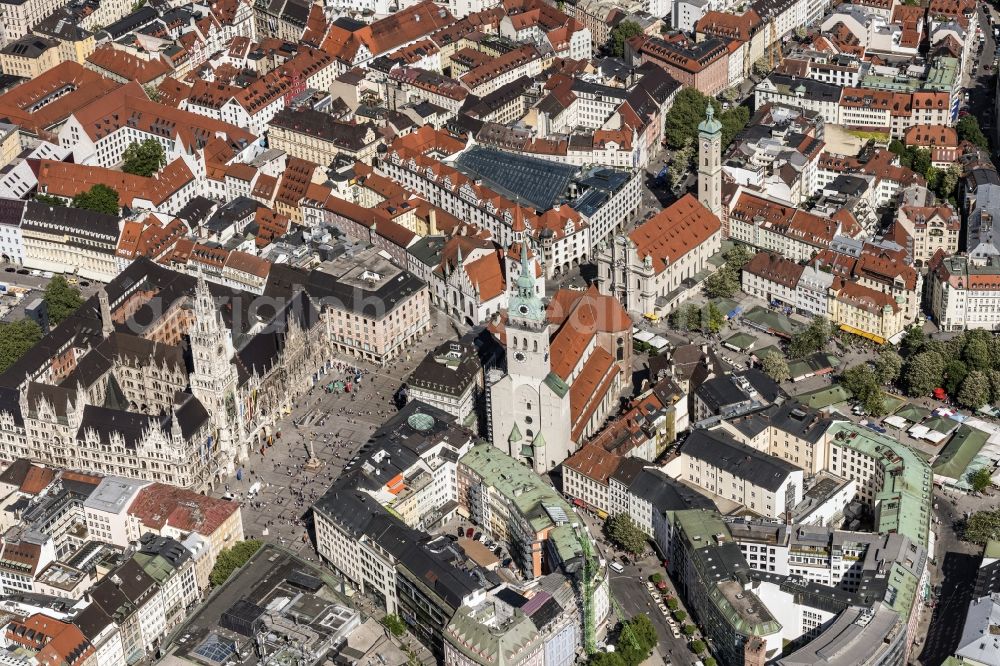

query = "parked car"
[466, 527, 474, 538]
[473, 531, 482, 541]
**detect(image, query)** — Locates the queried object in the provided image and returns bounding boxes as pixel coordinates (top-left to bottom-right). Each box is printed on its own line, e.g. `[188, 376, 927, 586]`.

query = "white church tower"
[189, 271, 243, 475]
[698, 104, 723, 220]
[488, 240, 572, 473]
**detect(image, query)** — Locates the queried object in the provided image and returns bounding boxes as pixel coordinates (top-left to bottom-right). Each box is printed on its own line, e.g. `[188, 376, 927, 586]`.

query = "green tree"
[34, 194, 66, 207]
[681, 624, 696, 636]
[683, 303, 702, 331]
[957, 115, 990, 150]
[760, 351, 789, 382]
[589, 653, 626, 666]
[610, 20, 643, 57]
[944, 359, 969, 396]
[72, 184, 120, 215]
[724, 242, 755, 269]
[664, 88, 717, 149]
[910, 147, 932, 177]
[667, 138, 694, 189]
[706, 302, 725, 334]
[898, 326, 926, 358]
[936, 164, 962, 203]
[963, 509, 1000, 545]
[381, 614, 406, 637]
[673, 610, 687, 622]
[969, 467, 994, 493]
[625, 615, 657, 652]
[874, 349, 903, 385]
[959, 370, 992, 409]
[666, 597, 679, 611]
[704, 659, 718, 666]
[704, 266, 740, 298]
[888, 138, 905, 155]
[604, 513, 647, 555]
[720, 104, 750, 150]
[43, 275, 84, 325]
[121, 138, 165, 177]
[841, 365, 886, 416]
[209, 539, 263, 586]
[0, 319, 42, 372]
[689, 639, 706, 653]
[788, 316, 830, 358]
[903, 351, 945, 396]
[965, 336, 993, 371]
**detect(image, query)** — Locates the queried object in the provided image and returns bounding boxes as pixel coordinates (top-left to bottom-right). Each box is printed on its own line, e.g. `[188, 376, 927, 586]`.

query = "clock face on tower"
[513, 351, 526, 362]
[518, 304, 529, 315]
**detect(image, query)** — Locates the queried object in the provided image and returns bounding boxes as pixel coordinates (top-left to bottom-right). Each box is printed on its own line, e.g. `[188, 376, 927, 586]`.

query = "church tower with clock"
[487, 241, 572, 473]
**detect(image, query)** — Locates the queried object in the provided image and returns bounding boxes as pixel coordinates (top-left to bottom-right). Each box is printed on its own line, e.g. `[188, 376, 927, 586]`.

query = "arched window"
[616, 337, 624, 362]
[533, 340, 538, 352]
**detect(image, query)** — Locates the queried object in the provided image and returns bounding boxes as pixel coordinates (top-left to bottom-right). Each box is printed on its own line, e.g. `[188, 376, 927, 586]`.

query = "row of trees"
[897, 328, 1000, 408]
[668, 302, 725, 334]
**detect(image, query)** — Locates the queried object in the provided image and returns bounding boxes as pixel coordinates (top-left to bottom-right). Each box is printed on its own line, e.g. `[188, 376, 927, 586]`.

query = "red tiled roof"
[628, 194, 720, 272]
[128, 482, 239, 535]
[0, 61, 120, 135]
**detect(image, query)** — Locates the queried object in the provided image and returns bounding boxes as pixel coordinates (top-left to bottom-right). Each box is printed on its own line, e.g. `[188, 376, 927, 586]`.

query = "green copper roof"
[445, 605, 541, 665]
[827, 422, 932, 548]
[698, 104, 722, 135]
[543, 372, 569, 398]
[460, 444, 581, 542]
[508, 423, 522, 443]
[509, 239, 546, 323]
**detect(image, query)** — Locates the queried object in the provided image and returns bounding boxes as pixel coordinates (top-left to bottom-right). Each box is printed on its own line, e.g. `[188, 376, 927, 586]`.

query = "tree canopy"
[609, 21, 643, 57]
[604, 513, 646, 555]
[209, 539, 263, 587]
[44, 276, 84, 325]
[615, 615, 658, 666]
[964, 509, 1000, 545]
[662, 88, 749, 150]
[381, 614, 406, 637]
[705, 243, 754, 299]
[969, 467, 994, 493]
[958, 370, 992, 410]
[34, 194, 65, 207]
[902, 350, 945, 397]
[873, 349, 903, 385]
[957, 115, 990, 150]
[760, 351, 789, 383]
[72, 184, 120, 215]
[0, 320, 42, 372]
[787, 317, 830, 359]
[121, 139, 165, 177]
[840, 364, 886, 416]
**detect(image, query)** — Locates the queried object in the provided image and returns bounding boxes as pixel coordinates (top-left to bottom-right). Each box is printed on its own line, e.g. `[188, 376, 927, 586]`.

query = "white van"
[609, 562, 625, 574]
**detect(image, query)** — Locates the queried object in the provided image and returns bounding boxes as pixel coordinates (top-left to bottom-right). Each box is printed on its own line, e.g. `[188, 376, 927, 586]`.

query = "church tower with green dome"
[698, 104, 723, 219]
[487, 239, 572, 474]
